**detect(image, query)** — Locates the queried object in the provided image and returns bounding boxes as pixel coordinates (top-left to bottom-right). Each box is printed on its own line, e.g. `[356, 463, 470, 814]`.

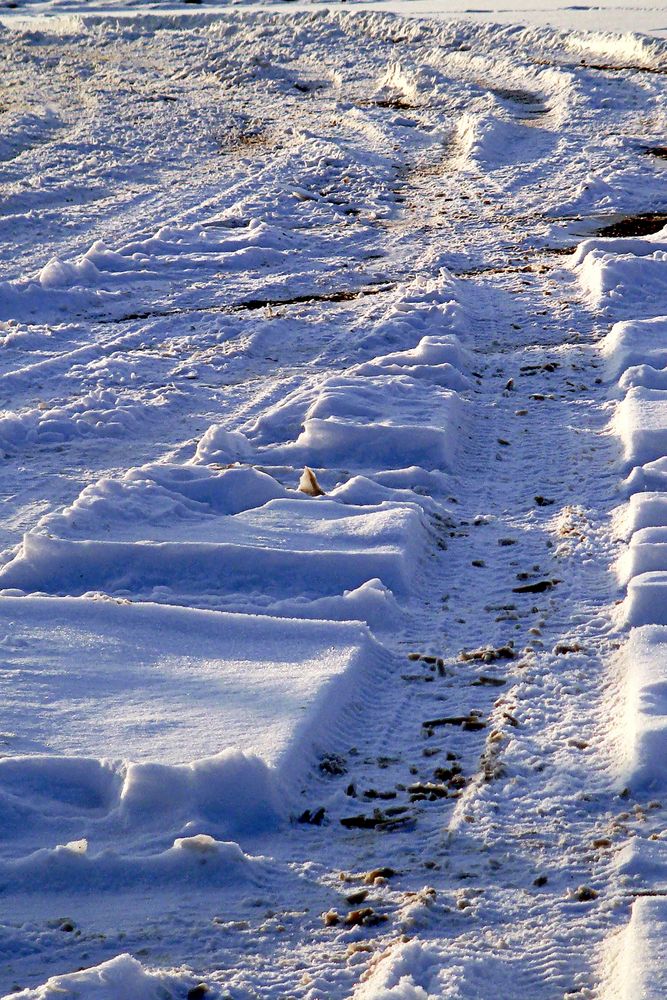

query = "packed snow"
[1, 3, 667, 999]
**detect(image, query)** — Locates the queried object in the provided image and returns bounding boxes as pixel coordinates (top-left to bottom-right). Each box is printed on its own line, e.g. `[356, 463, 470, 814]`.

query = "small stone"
[364, 866, 397, 884]
[572, 885, 598, 902]
[187, 986, 210, 1000]
[554, 642, 582, 655]
[319, 753, 347, 776]
[345, 907, 387, 927]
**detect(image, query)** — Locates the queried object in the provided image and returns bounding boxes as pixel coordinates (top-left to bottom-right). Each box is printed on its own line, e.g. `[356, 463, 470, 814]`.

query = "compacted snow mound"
[613, 388, 667, 468]
[265, 414, 462, 471]
[40, 464, 294, 538]
[611, 897, 667, 1000]
[601, 317, 667, 380]
[623, 457, 667, 495]
[0, 498, 427, 606]
[620, 626, 667, 788]
[351, 335, 472, 390]
[0, 219, 302, 322]
[0, 834, 266, 894]
[0, 387, 174, 454]
[8, 953, 181, 1000]
[354, 939, 445, 999]
[624, 573, 667, 628]
[0, 596, 388, 842]
[573, 229, 667, 311]
[591, 210, 667, 966]
[619, 493, 667, 539]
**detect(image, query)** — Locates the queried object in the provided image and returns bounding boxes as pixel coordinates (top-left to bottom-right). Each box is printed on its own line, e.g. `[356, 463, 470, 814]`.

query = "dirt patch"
[580, 61, 667, 77]
[374, 97, 419, 110]
[594, 213, 667, 238]
[643, 146, 667, 161]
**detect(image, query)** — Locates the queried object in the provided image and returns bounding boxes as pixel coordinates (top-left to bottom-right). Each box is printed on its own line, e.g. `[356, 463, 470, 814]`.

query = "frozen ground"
[1, 6, 667, 1000]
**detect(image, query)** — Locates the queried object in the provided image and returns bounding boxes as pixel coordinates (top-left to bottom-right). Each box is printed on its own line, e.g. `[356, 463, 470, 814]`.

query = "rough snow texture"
[2, 7, 667, 1000]
[586, 155, 667, 994]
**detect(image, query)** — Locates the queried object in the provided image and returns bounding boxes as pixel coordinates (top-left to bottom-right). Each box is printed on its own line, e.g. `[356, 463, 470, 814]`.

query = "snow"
[0, 499, 428, 608]
[609, 899, 667, 1000]
[3, 4, 667, 998]
[620, 626, 667, 788]
[613, 388, 667, 469]
[0, 596, 387, 846]
[0, 835, 265, 894]
[574, 230, 667, 311]
[9, 954, 179, 1000]
[602, 318, 667, 381]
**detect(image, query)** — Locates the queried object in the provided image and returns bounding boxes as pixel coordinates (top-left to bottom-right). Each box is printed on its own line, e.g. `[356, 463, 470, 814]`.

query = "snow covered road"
[1, 9, 667, 999]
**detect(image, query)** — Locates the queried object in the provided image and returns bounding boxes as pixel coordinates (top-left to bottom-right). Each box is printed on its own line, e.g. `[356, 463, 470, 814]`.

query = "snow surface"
[0, 596, 387, 846]
[2, 5, 667, 999]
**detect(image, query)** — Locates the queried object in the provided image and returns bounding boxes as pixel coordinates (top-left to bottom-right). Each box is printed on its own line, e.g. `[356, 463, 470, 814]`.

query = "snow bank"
[618, 528, 667, 585]
[609, 898, 667, 1000]
[193, 426, 254, 465]
[563, 30, 667, 70]
[263, 578, 404, 632]
[624, 573, 667, 628]
[243, 368, 467, 463]
[573, 232, 667, 310]
[42, 464, 293, 538]
[0, 747, 281, 840]
[0, 834, 264, 894]
[0, 596, 389, 840]
[0, 217, 300, 322]
[0, 108, 62, 164]
[619, 493, 667, 539]
[354, 940, 444, 999]
[353, 935, 525, 999]
[266, 414, 461, 471]
[9, 954, 178, 1000]
[620, 626, 667, 788]
[356, 272, 467, 359]
[331, 474, 441, 516]
[456, 113, 532, 171]
[0, 498, 426, 602]
[601, 317, 667, 380]
[623, 457, 667, 496]
[351, 335, 471, 391]
[613, 388, 667, 469]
